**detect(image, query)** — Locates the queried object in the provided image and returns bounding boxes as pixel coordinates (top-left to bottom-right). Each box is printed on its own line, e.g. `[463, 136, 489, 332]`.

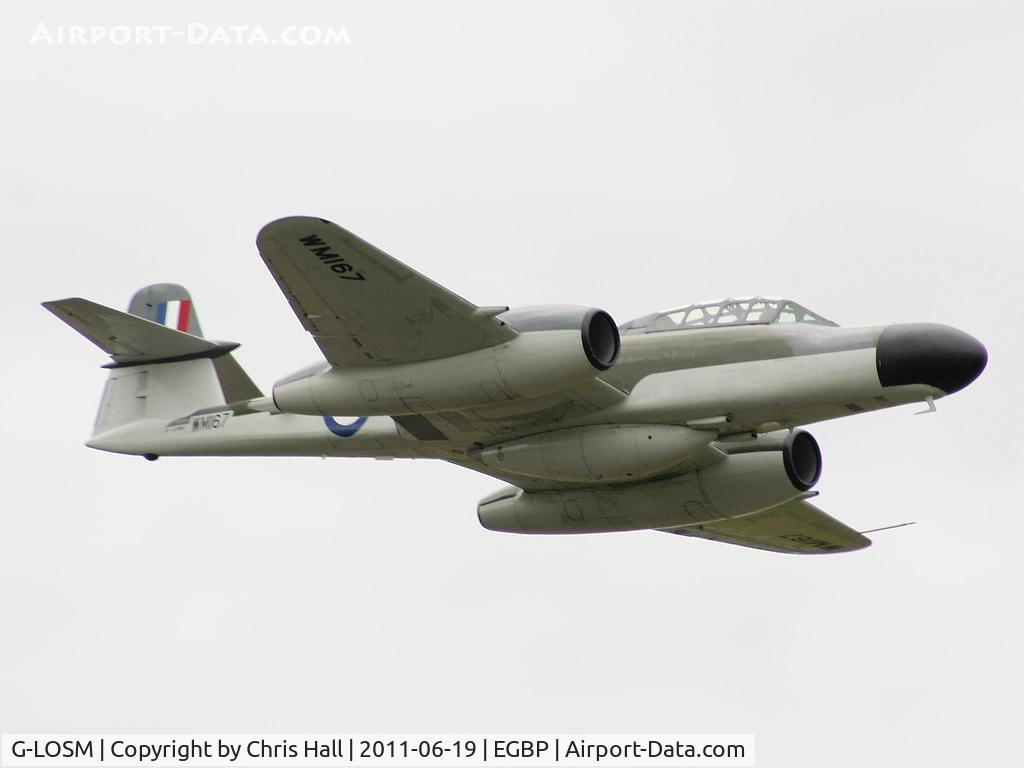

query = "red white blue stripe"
[155, 299, 192, 332]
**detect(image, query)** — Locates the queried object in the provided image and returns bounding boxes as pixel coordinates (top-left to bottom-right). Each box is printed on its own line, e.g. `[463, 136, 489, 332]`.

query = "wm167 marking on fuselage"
[191, 411, 232, 431]
[299, 234, 365, 281]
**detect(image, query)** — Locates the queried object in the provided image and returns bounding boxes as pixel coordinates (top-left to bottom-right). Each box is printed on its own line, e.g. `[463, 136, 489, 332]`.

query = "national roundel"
[323, 416, 368, 437]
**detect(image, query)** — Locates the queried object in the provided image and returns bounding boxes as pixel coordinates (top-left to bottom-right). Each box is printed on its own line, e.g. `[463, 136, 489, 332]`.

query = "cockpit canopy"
[621, 296, 838, 334]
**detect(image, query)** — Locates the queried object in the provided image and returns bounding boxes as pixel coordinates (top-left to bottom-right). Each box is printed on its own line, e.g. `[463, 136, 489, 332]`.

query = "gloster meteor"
[45, 217, 987, 554]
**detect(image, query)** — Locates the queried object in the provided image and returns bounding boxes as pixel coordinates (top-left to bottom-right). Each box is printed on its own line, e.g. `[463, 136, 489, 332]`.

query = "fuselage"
[86, 319, 987, 473]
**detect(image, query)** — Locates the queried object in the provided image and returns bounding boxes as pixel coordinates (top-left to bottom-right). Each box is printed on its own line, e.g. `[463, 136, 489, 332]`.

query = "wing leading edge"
[256, 216, 518, 366]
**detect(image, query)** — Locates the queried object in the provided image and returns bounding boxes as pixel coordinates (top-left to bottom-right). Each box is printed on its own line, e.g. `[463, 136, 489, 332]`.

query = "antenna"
[858, 521, 917, 535]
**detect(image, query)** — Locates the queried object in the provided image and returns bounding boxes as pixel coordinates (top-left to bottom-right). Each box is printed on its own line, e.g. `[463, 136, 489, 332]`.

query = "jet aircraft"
[45, 217, 988, 554]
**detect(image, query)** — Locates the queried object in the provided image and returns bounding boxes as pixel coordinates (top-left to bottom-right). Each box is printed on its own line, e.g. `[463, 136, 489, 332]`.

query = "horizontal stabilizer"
[43, 298, 237, 368]
[663, 497, 871, 554]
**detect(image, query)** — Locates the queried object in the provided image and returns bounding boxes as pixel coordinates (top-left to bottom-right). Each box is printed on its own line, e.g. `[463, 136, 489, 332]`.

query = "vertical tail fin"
[45, 285, 263, 451]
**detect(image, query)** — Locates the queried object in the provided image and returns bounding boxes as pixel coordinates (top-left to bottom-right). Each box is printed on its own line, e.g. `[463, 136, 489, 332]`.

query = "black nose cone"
[876, 323, 987, 394]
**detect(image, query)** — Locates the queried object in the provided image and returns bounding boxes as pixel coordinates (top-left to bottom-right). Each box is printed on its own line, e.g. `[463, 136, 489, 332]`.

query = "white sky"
[2, 2, 1021, 766]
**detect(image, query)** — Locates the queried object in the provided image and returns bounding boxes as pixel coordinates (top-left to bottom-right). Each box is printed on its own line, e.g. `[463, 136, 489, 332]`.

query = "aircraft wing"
[256, 216, 518, 366]
[663, 496, 871, 554]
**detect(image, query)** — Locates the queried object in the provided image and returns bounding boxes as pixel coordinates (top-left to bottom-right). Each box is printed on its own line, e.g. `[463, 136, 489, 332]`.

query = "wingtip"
[41, 298, 79, 314]
[257, 215, 337, 243]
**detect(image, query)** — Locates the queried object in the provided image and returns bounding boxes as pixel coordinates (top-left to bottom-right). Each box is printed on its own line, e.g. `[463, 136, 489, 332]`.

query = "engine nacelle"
[473, 424, 713, 483]
[478, 430, 822, 534]
[272, 306, 619, 417]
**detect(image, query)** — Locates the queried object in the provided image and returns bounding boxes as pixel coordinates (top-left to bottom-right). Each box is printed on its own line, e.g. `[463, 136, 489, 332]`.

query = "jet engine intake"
[498, 305, 620, 370]
[717, 429, 822, 492]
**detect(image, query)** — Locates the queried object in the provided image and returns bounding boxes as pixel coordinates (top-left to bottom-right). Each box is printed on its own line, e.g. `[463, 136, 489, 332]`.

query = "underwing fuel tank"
[478, 430, 823, 534]
[473, 424, 713, 483]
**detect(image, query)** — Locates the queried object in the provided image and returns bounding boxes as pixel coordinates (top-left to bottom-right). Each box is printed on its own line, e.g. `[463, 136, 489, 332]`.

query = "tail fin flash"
[127, 283, 203, 337]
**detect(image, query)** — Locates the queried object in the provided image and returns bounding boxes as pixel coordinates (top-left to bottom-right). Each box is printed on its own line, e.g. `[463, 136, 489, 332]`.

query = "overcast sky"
[2, 2, 1021, 766]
